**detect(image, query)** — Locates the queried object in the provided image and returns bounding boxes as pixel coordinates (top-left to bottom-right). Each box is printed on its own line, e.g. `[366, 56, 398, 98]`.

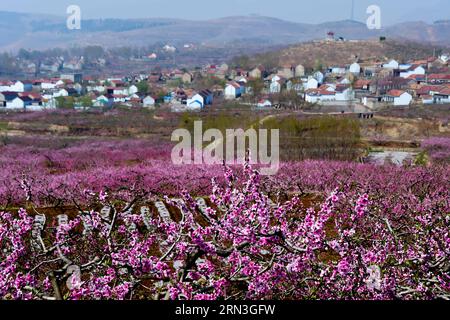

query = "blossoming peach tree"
[0, 161, 449, 300]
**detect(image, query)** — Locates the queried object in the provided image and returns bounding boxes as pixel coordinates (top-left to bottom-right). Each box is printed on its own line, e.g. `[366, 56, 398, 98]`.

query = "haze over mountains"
[1, 11, 449, 51]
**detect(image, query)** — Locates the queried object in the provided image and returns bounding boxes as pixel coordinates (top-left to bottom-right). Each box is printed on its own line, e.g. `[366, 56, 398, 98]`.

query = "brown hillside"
[241, 40, 441, 70]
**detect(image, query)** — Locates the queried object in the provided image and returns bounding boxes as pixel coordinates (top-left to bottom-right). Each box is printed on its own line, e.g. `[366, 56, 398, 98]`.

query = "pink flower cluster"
[0, 159, 448, 300]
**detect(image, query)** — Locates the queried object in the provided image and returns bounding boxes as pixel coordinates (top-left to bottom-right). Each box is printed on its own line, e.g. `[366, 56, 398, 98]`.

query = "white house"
[186, 93, 204, 109]
[286, 80, 303, 92]
[277, 66, 294, 79]
[163, 45, 176, 53]
[249, 67, 262, 79]
[305, 78, 319, 90]
[439, 54, 449, 64]
[421, 95, 434, 105]
[12, 81, 25, 92]
[349, 62, 361, 74]
[127, 93, 140, 101]
[312, 71, 324, 84]
[55, 80, 65, 87]
[295, 64, 305, 77]
[384, 90, 412, 106]
[329, 66, 347, 75]
[6, 97, 25, 109]
[335, 87, 354, 101]
[128, 85, 138, 95]
[432, 87, 450, 104]
[53, 89, 69, 98]
[0, 81, 25, 92]
[143, 96, 155, 107]
[400, 65, 426, 79]
[383, 60, 399, 69]
[94, 95, 109, 107]
[225, 83, 240, 100]
[339, 78, 351, 85]
[269, 81, 282, 94]
[41, 81, 58, 90]
[305, 89, 335, 104]
[399, 64, 412, 70]
[268, 75, 281, 83]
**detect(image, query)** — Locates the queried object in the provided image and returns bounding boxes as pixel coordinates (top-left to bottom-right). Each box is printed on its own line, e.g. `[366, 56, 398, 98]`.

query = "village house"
[335, 85, 354, 101]
[383, 90, 413, 106]
[107, 87, 129, 96]
[304, 77, 319, 90]
[312, 71, 325, 84]
[277, 65, 295, 79]
[249, 66, 264, 79]
[128, 85, 138, 95]
[383, 60, 400, 69]
[438, 54, 449, 64]
[349, 62, 361, 75]
[5, 95, 25, 109]
[182, 73, 192, 84]
[40, 61, 61, 73]
[269, 76, 283, 94]
[327, 66, 347, 75]
[143, 96, 156, 108]
[0, 80, 31, 93]
[286, 80, 303, 92]
[432, 87, 450, 104]
[295, 64, 305, 77]
[0, 93, 5, 107]
[224, 82, 243, 100]
[427, 74, 450, 84]
[53, 88, 69, 98]
[305, 88, 335, 104]
[63, 58, 83, 71]
[371, 77, 409, 95]
[94, 95, 111, 107]
[87, 84, 106, 93]
[186, 93, 204, 109]
[61, 73, 83, 84]
[199, 89, 214, 106]
[400, 65, 426, 79]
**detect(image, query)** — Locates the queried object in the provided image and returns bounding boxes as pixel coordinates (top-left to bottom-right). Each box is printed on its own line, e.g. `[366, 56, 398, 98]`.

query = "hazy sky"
[1, 0, 449, 24]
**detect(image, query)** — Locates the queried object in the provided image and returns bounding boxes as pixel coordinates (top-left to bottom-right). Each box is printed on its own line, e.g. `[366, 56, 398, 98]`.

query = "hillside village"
[1, 47, 449, 112]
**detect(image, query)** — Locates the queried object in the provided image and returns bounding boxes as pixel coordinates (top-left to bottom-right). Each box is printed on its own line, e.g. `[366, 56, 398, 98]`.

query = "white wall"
[349, 63, 361, 74]
[305, 78, 319, 90]
[270, 81, 281, 93]
[6, 97, 24, 109]
[400, 66, 426, 79]
[383, 60, 399, 69]
[224, 85, 236, 99]
[187, 94, 204, 108]
[394, 92, 412, 106]
[335, 89, 354, 101]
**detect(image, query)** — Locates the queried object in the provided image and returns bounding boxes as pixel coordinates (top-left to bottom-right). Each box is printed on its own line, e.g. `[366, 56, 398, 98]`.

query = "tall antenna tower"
[350, 0, 355, 21]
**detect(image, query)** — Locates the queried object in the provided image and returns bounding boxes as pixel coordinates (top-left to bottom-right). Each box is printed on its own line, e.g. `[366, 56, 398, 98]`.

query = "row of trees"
[0, 159, 448, 300]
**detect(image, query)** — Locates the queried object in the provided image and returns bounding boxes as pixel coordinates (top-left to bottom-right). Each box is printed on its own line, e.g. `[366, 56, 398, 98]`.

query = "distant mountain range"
[1, 11, 449, 51]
